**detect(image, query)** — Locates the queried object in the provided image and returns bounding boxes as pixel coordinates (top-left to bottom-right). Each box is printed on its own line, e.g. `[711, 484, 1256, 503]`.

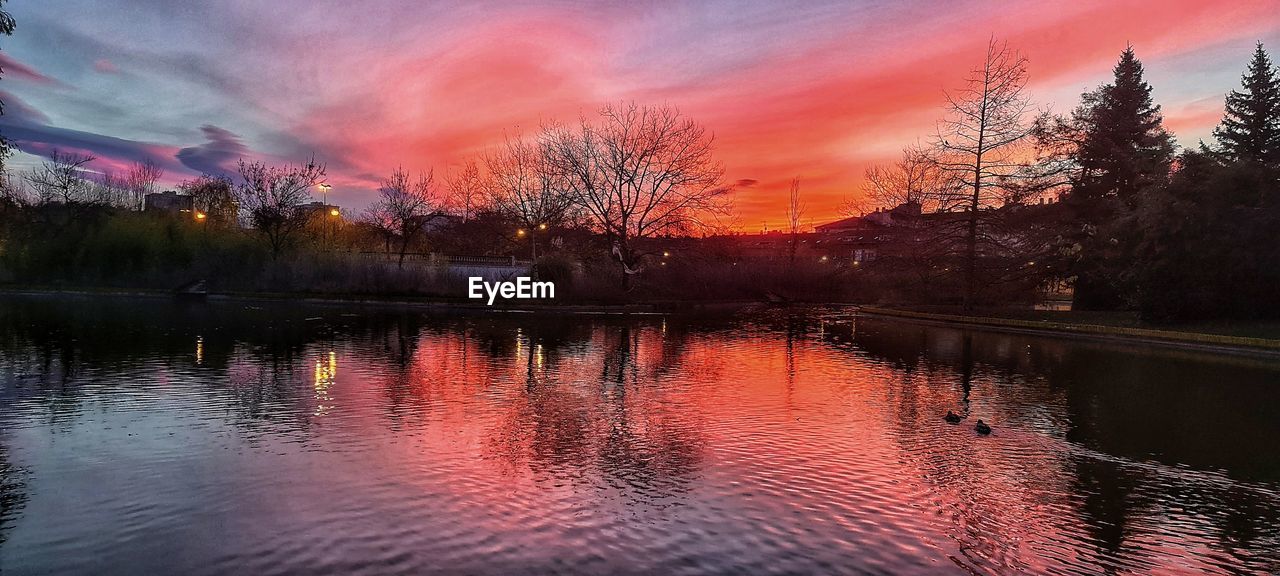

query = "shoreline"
[6, 286, 1278, 356]
[858, 307, 1280, 357]
[0, 285, 767, 315]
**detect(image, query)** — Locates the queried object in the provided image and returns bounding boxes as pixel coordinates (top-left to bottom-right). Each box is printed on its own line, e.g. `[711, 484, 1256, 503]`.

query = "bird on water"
[975, 420, 992, 435]
[944, 410, 962, 424]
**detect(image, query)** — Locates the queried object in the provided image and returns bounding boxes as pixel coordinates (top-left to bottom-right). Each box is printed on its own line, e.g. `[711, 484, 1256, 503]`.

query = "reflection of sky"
[2, 1, 1278, 228]
[2, 305, 1280, 573]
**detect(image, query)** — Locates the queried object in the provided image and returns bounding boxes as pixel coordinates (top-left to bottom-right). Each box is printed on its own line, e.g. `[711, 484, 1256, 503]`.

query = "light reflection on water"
[0, 295, 1279, 575]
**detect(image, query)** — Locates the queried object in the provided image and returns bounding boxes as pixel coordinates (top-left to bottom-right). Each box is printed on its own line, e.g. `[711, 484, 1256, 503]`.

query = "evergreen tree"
[0, 1, 14, 177]
[1212, 43, 1280, 165]
[1072, 46, 1176, 206]
[1063, 46, 1176, 310]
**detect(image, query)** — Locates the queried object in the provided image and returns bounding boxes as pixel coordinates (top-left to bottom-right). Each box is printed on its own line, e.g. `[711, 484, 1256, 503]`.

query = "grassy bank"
[862, 306, 1280, 352]
[0, 285, 764, 314]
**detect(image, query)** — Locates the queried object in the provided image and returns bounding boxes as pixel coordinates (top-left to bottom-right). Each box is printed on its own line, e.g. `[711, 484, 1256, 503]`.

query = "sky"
[2, 0, 1278, 231]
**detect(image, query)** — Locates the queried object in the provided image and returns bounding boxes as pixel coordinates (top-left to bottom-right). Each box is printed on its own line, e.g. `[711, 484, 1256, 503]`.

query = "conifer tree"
[1212, 43, 1280, 165]
[1062, 46, 1175, 310]
[1072, 46, 1175, 206]
[0, 1, 17, 176]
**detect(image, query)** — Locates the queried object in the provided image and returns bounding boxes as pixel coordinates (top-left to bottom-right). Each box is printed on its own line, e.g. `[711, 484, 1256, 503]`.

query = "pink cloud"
[0, 53, 61, 86]
[93, 58, 119, 74]
[12, 0, 1279, 229]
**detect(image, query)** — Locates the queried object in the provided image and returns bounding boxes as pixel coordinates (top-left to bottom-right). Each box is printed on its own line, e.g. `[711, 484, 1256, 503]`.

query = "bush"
[533, 253, 575, 288]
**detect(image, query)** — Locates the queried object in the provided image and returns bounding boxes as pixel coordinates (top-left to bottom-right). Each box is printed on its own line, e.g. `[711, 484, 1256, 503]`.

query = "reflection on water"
[1, 295, 1279, 575]
[314, 351, 336, 417]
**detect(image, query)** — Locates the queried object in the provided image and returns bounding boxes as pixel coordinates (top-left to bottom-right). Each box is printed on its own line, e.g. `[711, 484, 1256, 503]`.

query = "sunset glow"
[2, 1, 1278, 229]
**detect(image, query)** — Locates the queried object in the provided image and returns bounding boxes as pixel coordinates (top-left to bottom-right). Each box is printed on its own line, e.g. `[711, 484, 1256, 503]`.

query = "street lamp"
[317, 184, 333, 251]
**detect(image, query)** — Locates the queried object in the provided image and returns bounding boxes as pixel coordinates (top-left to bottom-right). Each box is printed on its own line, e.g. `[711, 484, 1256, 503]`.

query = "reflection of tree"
[851, 315, 1280, 572]
[0, 443, 28, 549]
[0, 296, 369, 435]
[479, 321, 706, 507]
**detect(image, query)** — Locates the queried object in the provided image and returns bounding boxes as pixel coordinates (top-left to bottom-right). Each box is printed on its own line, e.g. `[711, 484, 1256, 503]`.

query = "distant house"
[813, 197, 1064, 264]
[143, 191, 194, 214]
[421, 213, 462, 234]
[813, 201, 933, 263]
[302, 201, 341, 218]
[815, 200, 925, 233]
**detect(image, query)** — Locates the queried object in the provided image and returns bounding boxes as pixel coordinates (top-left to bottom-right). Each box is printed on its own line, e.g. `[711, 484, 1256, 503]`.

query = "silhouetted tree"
[446, 159, 484, 223]
[359, 202, 397, 259]
[0, 1, 15, 176]
[180, 174, 237, 227]
[787, 177, 804, 265]
[848, 143, 962, 215]
[1072, 46, 1176, 206]
[1062, 46, 1176, 309]
[484, 131, 571, 260]
[1131, 150, 1280, 321]
[546, 102, 730, 289]
[373, 166, 442, 268]
[934, 39, 1036, 309]
[24, 150, 96, 205]
[1211, 42, 1280, 166]
[124, 160, 162, 211]
[235, 158, 325, 260]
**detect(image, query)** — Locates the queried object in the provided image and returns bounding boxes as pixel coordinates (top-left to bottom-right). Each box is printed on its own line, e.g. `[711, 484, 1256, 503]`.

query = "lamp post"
[195, 211, 207, 244]
[317, 183, 332, 251]
[520, 224, 547, 262]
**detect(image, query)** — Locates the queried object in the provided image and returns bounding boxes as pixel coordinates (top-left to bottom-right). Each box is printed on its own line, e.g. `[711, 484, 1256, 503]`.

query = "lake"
[1, 294, 1278, 575]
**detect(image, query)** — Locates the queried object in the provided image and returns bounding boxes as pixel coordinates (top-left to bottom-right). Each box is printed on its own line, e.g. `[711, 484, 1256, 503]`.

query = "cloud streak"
[2, 0, 1277, 227]
[176, 125, 249, 175]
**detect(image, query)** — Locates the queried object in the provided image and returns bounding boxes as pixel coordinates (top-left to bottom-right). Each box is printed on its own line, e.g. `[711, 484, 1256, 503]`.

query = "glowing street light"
[517, 229, 527, 237]
[195, 212, 207, 221]
[329, 208, 340, 217]
[538, 223, 547, 231]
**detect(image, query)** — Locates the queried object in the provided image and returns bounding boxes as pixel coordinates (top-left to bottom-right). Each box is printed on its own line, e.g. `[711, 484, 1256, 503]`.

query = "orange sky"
[3, 1, 1279, 230]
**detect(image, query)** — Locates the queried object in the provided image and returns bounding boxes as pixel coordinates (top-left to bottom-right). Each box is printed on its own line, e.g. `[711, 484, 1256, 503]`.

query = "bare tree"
[546, 102, 730, 288]
[484, 131, 572, 260]
[24, 150, 96, 205]
[934, 38, 1036, 309]
[0, 1, 16, 175]
[446, 159, 484, 223]
[845, 143, 962, 215]
[787, 177, 804, 264]
[89, 170, 125, 207]
[0, 172, 30, 205]
[181, 174, 237, 226]
[373, 166, 442, 268]
[359, 203, 398, 259]
[235, 157, 326, 260]
[123, 159, 162, 211]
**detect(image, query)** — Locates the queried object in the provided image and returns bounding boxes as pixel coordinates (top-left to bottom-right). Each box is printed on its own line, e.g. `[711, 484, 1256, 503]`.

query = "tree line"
[0, 100, 731, 293]
[848, 39, 1279, 322]
[0, 1, 1275, 318]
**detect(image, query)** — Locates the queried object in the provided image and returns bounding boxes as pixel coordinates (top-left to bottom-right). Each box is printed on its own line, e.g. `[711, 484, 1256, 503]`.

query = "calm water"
[1, 295, 1279, 575]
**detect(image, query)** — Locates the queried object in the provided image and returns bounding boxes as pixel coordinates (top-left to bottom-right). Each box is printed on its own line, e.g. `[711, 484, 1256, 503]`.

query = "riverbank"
[0, 285, 762, 314]
[859, 306, 1280, 354]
